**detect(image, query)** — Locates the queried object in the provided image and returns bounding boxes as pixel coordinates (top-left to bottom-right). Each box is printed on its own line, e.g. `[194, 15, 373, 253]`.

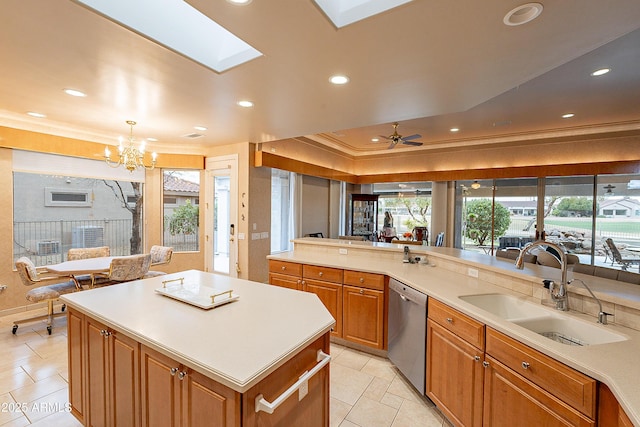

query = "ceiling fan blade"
[401, 134, 421, 141]
[387, 141, 398, 149]
[402, 140, 423, 146]
[379, 134, 393, 140]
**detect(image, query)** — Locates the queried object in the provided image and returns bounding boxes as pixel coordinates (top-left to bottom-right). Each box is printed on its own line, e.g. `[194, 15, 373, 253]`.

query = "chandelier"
[104, 120, 157, 172]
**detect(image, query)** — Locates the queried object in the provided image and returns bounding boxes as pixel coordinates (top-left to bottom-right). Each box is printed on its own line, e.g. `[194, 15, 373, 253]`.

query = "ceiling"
[1, 1, 640, 157]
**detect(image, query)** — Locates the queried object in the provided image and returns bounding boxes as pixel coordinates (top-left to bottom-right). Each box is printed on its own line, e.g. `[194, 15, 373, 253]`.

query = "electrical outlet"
[468, 268, 479, 278]
[260, 232, 269, 239]
[339, 248, 348, 255]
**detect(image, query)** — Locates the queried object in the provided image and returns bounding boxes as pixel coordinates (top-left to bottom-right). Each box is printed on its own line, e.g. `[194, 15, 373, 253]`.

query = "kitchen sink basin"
[512, 316, 627, 346]
[459, 293, 552, 321]
[459, 293, 628, 346]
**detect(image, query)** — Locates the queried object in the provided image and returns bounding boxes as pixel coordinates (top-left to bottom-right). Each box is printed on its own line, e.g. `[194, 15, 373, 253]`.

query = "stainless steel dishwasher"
[388, 278, 428, 394]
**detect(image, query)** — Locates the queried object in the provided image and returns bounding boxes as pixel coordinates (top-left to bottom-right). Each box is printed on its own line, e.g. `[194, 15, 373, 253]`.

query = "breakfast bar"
[61, 269, 335, 426]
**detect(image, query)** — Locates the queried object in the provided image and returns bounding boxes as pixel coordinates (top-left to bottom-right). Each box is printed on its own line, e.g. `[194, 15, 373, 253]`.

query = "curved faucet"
[515, 240, 569, 311]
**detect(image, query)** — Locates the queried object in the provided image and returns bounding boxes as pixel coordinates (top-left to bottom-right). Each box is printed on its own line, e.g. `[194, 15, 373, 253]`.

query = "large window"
[373, 182, 432, 243]
[162, 170, 200, 252]
[13, 172, 143, 266]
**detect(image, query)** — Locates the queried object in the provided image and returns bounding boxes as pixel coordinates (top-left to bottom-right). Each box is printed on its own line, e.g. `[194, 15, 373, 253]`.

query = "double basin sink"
[459, 293, 627, 346]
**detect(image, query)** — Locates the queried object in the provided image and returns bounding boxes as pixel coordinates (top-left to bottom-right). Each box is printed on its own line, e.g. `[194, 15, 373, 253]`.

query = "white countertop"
[60, 269, 335, 393]
[270, 240, 640, 426]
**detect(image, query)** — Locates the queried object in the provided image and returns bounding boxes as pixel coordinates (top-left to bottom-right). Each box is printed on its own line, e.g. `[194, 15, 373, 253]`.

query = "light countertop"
[60, 269, 335, 393]
[270, 239, 640, 425]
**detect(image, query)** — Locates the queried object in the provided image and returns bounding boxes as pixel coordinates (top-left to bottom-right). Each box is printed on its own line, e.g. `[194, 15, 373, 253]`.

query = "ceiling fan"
[380, 122, 423, 149]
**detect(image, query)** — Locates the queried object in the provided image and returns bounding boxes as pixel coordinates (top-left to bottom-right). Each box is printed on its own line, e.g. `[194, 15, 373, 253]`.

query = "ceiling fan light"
[471, 180, 481, 189]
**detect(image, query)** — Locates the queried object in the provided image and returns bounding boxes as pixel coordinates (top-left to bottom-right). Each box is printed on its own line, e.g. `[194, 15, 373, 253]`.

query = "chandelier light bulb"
[104, 120, 158, 172]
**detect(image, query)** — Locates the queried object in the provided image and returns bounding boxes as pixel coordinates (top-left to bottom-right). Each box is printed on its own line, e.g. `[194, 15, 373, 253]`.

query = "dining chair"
[94, 254, 152, 285]
[67, 246, 110, 260]
[144, 245, 174, 278]
[13, 257, 78, 335]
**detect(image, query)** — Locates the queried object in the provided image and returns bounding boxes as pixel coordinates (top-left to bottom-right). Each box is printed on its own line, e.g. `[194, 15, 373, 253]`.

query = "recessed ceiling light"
[591, 68, 611, 77]
[64, 88, 87, 97]
[329, 75, 350, 85]
[450, 127, 460, 132]
[226, 0, 252, 4]
[503, 3, 543, 26]
[237, 100, 254, 108]
[194, 126, 207, 131]
[562, 113, 575, 119]
[371, 138, 380, 142]
[27, 111, 46, 118]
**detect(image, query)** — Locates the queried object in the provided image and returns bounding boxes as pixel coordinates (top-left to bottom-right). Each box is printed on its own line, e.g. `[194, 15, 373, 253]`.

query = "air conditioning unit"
[72, 226, 104, 248]
[37, 240, 60, 255]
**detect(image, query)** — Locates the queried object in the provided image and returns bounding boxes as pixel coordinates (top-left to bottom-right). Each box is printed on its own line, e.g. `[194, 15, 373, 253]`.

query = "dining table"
[46, 256, 115, 288]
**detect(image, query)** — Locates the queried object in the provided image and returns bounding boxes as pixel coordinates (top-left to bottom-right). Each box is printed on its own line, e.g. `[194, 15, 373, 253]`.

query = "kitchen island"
[61, 269, 335, 427]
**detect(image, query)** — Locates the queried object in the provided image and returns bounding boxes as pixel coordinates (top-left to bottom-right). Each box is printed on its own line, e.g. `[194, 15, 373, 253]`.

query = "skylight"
[75, 0, 262, 73]
[314, 0, 413, 28]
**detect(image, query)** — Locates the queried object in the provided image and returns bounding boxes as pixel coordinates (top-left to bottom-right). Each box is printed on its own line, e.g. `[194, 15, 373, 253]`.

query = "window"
[373, 182, 432, 242]
[14, 173, 144, 265]
[163, 170, 200, 252]
[271, 169, 294, 253]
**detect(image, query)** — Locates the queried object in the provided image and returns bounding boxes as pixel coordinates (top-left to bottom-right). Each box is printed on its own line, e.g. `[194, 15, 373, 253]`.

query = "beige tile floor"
[0, 308, 451, 427]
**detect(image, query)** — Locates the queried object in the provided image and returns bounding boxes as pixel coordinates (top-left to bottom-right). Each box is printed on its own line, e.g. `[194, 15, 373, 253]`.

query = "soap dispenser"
[403, 246, 410, 263]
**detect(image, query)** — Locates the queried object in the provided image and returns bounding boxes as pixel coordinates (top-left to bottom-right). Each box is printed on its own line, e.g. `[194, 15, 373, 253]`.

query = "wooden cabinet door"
[67, 308, 85, 424]
[343, 285, 384, 349]
[110, 331, 139, 427]
[426, 319, 484, 427]
[140, 345, 181, 427]
[303, 278, 342, 337]
[85, 317, 109, 427]
[483, 356, 594, 427]
[269, 272, 302, 290]
[182, 369, 240, 427]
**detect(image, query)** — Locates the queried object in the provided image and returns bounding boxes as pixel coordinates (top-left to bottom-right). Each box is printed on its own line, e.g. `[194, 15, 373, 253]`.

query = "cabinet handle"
[359, 289, 364, 294]
[178, 371, 187, 380]
[482, 361, 490, 368]
[100, 329, 111, 338]
[474, 355, 481, 362]
[318, 271, 323, 277]
[446, 317, 453, 324]
[281, 266, 286, 271]
[170, 367, 179, 376]
[255, 350, 331, 414]
[521, 362, 530, 370]
[359, 277, 364, 283]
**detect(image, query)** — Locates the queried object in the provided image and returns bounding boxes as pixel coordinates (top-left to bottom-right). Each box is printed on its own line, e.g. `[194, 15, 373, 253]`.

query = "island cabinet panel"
[303, 278, 343, 337]
[343, 285, 384, 349]
[243, 334, 330, 427]
[84, 317, 140, 427]
[140, 345, 240, 427]
[598, 383, 635, 427]
[67, 308, 85, 424]
[483, 355, 594, 427]
[426, 318, 484, 427]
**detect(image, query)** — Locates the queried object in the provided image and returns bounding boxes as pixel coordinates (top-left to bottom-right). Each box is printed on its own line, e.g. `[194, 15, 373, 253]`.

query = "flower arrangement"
[403, 232, 413, 239]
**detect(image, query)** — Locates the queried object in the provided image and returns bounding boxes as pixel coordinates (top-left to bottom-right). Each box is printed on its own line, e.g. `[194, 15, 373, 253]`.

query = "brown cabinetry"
[598, 383, 635, 427]
[268, 261, 387, 349]
[140, 345, 239, 427]
[426, 299, 597, 427]
[426, 300, 485, 427]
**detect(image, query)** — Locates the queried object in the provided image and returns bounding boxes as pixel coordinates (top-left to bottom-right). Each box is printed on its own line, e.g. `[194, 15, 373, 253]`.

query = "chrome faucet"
[515, 241, 569, 311]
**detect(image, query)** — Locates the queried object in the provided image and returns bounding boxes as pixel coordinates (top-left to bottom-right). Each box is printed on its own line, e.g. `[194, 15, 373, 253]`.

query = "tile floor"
[0, 308, 452, 427]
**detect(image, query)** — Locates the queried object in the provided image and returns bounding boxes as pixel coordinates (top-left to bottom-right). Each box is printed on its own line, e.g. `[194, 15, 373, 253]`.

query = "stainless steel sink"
[459, 293, 628, 346]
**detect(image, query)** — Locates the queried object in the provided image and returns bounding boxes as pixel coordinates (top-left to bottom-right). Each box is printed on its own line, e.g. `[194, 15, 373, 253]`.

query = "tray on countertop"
[155, 279, 239, 309]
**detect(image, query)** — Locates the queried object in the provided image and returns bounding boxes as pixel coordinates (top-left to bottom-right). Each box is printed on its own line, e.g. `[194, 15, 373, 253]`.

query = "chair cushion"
[67, 246, 110, 260]
[25, 281, 77, 303]
[16, 257, 38, 282]
[108, 254, 151, 282]
[150, 246, 173, 265]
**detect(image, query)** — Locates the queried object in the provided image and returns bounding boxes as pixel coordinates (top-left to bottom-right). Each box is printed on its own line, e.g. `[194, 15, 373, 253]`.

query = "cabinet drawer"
[303, 265, 343, 284]
[343, 270, 385, 291]
[428, 299, 484, 350]
[486, 327, 596, 419]
[269, 260, 302, 277]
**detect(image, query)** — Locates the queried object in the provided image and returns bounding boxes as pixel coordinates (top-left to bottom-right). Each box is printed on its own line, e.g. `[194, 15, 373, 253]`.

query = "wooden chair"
[145, 245, 174, 278]
[94, 254, 151, 286]
[605, 238, 640, 271]
[13, 257, 78, 335]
